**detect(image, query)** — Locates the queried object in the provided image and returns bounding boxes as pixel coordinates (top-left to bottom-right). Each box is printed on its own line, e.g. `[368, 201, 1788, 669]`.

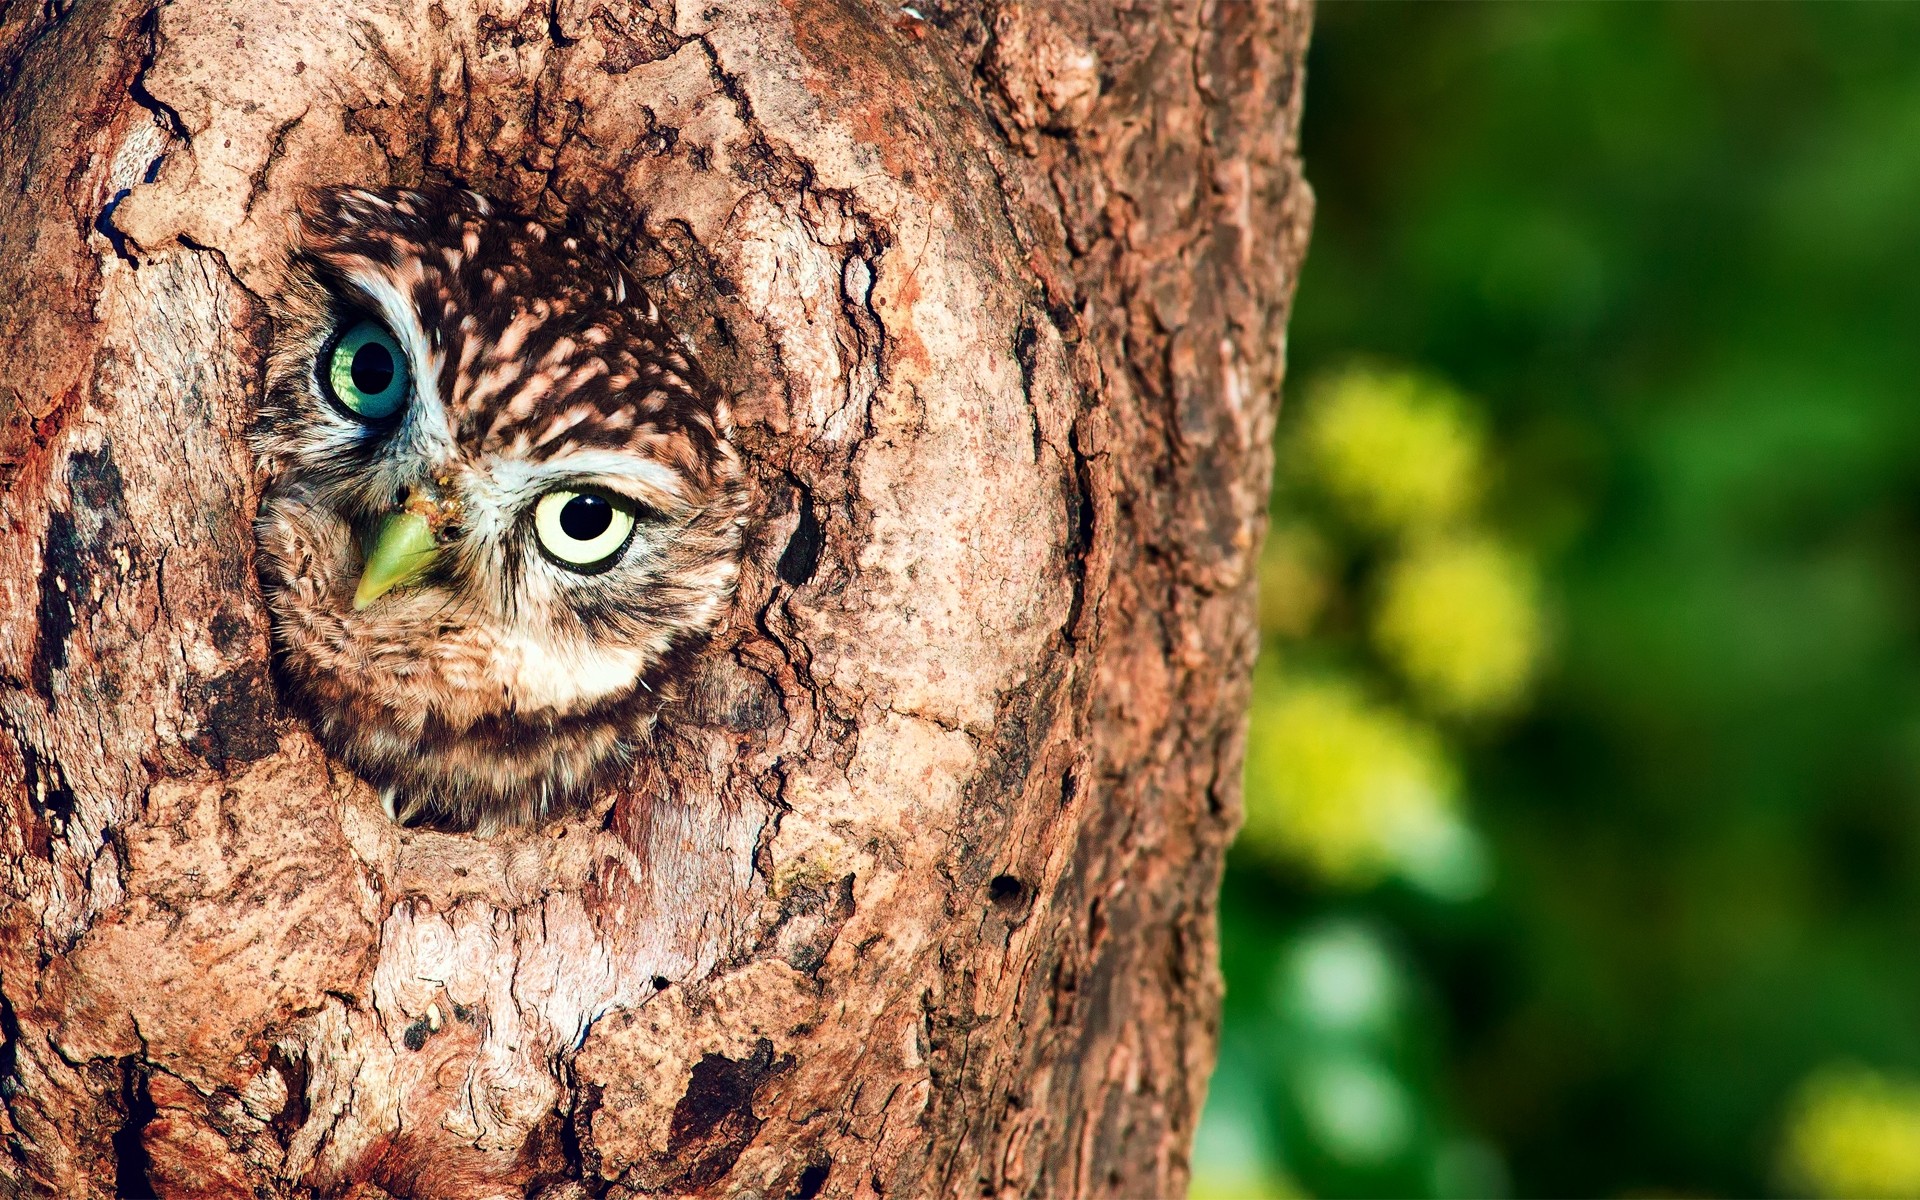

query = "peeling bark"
[0, 0, 1312, 1195]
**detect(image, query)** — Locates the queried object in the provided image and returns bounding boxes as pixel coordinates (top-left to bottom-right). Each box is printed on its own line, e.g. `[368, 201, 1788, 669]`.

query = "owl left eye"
[322, 318, 411, 421]
[533, 490, 637, 571]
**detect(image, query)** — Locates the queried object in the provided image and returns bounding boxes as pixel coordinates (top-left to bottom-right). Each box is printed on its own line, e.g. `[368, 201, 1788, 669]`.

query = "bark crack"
[129, 7, 189, 143]
[243, 109, 309, 219]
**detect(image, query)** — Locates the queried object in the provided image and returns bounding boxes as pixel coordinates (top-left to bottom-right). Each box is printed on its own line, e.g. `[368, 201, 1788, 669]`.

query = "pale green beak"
[353, 510, 440, 610]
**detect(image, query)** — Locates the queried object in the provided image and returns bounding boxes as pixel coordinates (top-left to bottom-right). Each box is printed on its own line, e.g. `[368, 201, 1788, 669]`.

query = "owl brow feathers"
[253, 185, 748, 833]
[296, 189, 728, 477]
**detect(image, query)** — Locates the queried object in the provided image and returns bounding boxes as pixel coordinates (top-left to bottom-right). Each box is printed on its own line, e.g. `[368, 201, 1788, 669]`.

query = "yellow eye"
[325, 318, 410, 421]
[533, 490, 636, 570]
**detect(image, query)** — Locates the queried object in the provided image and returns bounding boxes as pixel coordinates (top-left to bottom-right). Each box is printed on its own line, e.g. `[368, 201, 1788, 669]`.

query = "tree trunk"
[0, 0, 1311, 1195]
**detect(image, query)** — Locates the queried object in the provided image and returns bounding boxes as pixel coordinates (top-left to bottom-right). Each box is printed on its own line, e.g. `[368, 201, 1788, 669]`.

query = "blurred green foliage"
[1780, 1064, 1920, 1198]
[1196, 4, 1920, 1197]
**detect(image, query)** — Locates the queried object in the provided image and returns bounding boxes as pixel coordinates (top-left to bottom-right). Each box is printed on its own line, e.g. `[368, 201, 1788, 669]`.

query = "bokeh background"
[1193, 5, 1920, 1197]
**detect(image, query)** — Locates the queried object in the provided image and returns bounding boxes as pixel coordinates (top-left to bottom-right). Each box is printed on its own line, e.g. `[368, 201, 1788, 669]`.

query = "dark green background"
[1215, 4, 1920, 1195]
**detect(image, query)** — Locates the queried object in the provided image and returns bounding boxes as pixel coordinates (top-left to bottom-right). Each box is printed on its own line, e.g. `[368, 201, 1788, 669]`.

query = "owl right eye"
[322, 318, 411, 422]
[533, 489, 638, 572]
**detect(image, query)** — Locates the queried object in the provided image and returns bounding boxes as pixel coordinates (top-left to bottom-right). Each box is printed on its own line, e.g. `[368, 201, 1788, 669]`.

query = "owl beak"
[353, 510, 441, 610]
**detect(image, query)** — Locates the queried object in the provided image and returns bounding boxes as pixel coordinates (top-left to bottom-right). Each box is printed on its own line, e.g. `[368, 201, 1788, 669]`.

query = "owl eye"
[323, 318, 411, 421]
[533, 489, 637, 571]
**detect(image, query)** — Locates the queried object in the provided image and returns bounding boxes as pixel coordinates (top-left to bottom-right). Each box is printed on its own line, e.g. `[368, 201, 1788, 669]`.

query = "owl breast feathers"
[254, 185, 746, 832]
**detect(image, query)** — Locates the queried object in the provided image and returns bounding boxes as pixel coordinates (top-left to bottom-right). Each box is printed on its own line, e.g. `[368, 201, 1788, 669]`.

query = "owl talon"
[393, 791, 429, 824]
[380, 786, 429, 825]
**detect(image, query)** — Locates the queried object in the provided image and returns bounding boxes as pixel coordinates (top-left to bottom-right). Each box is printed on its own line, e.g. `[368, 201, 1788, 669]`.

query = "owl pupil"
[559, 494, 612, 541]
[351, 342, 395, 395]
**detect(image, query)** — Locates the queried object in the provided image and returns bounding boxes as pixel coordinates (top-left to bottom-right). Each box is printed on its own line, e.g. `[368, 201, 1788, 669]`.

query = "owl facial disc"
[254, 185, 747, 833]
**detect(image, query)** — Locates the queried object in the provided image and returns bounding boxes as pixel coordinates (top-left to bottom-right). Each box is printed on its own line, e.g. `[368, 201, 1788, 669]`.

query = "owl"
[254, 186, 746, 833]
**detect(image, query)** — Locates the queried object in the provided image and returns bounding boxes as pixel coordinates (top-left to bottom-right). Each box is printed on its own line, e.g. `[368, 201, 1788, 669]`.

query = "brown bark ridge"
[0, 0, 1311, 1196]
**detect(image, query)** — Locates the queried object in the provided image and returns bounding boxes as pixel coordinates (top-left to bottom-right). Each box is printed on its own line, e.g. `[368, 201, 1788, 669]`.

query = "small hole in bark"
[653, 975, 671, 991]
[0, 994, 20, 1099]
[989, 874, 1025, 906]
[777, 478, 822, 586]
[667, 1037, 781, 1187]
[112, 1057, 156, 1200]
[793, 1159, 831, 1199]
[266, 1043, 311, 1145]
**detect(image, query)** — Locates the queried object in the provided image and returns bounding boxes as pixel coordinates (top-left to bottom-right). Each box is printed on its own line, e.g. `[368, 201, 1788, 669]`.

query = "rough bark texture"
[0, 0, 1311, 1196]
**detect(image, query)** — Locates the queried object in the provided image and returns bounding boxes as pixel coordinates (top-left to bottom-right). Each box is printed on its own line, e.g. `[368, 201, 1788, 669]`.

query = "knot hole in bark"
[776, 475, 822, 586]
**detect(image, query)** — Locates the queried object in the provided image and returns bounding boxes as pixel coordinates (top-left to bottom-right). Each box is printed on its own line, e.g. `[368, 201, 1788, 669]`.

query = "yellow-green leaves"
[1781, 1065, 1920, 1199]
[1241, 677, 1485, 898]
[1240, 364, 1540, 898]
[1372, 536, 1543, 720]
[1257, 522, 1333, 641]
[1298, 366, 1484, 537]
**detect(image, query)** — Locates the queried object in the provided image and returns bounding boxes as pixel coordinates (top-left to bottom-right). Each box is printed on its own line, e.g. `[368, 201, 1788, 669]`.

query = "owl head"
[255, 186, 746, 832]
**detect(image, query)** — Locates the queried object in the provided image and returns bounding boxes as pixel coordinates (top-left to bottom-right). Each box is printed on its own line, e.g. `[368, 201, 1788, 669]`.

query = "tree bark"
[0, 0, 1311, 1195]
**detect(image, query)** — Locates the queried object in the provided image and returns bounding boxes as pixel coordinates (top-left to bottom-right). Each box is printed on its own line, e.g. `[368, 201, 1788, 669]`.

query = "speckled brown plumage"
[255, 186, 745, 832]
